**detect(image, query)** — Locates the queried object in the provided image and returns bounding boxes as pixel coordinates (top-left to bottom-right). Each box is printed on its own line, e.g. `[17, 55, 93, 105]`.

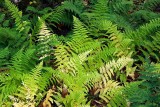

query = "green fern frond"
[109, 0, 133, 15]
[131, 10, 160, 22]
[10, 49, 36, 75]
[35, 17, 61, 63]
[0, 47, 10, 67]
[44, 6, 72, 27]
[54, 44, 74, 72]
[78, 50, 92, 64]
[107, 13, 133, 30]
[10, 62, 55, 106]
[48, 65, 100, 106]
[100, 87, 127, 107]
[4, 0, 30, 33]
[0, 48, 36, 105]
[83, 45, 115, 72]
[125, 18, 160, 62]
[125, 18, 160, 42]
[88, 57, 135, 107]
[66, 17, 100, 54]
[62, 1, 82, 15]
[96, 19, 133, 57]
[144, 0, 160, 10]
[92, 0, 108, 19]
[14, 62, 43, 102]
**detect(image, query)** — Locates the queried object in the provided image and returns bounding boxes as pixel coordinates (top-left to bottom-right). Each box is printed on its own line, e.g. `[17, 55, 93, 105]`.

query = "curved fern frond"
[10, 62, 55, 106]
[36, 18, 60, 63]
[4, 0, 30, 33]
[54, 44, 74, 72]
[99, 57, 134, 83]
[125, 18, 160, 62]
[101, 20, 133, 57]
[0, 48, 37, 105]
[66, 17, 100, 54]
[91, 57, 135, 107]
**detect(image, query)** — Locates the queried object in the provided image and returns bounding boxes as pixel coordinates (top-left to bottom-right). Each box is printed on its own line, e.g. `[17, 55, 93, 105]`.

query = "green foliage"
[4, 0, 30, 33]
[0, 27, 29, 68]
[125, 18, 160, 62]
[0, 0, 160, 107]
[0, 48, 36, 105]
[123, 61, 160, 107]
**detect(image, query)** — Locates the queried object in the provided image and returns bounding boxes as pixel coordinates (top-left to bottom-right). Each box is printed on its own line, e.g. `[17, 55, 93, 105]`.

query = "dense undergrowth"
[0, 0, 160, 107]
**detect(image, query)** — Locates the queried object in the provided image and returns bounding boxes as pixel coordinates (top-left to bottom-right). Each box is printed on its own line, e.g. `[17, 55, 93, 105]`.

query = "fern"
[46, 60, 100, 106]
[0, 27, 27, 67]
[66, 17, 100, 54]
[1, 1, 160, 107]
[37, 18, 53, 61]
[4, 0, 30, 33]
[88, 19, 133, 57]
[109, 0, 133, 15]
[88, 57, 135, 107]
[100, 86, 127, 107]
[54, 44, 74, 72]
[54, 16, 100, 72]
[99, 20, 133, 57]
[1, 60, 54, 106]
[92, 0, 108, 19]
[123, 61, 160, 106]
[0, 48, 36, 106]
[62, 1, 83, 15]
[42, 88, 55, 107]
[12, 62, 43, 105]
[11, 61, 53, 106]
[99, 57, 135, 82]
[125, 18, 160, 62]
[0, 47, 10, 67]
[143, 0, 160, 11]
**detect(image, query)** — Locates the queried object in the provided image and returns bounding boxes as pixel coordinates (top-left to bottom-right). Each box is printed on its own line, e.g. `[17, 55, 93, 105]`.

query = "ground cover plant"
[0, 0, 160, 107]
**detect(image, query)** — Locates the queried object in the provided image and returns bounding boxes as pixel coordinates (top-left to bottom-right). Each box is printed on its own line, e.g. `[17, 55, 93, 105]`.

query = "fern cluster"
[0, 0, 160, 107]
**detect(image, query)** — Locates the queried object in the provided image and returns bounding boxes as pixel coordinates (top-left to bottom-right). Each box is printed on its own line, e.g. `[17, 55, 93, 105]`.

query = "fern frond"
[92, 0, 108, 19]
[62, 1, 82, 15]
[0, 47, 10, 67]
[109, 0, 133, 15]
[0, 48, 37, 105]
[78, 50, 92, 64]
[48, 65, 100, 106]
[131, 10, 160, 22]
[4, 0, 30, 33]
[125, 18, 160, 62]
[144, 0, 160, 11]
[96, 19, 133, 57]
[107, 13, 133, 30]
[42, 89, 54, 107]
[14, 62, 43, 101]
[83, 45, 115, 72]
[125, 18, 160, 42]
[66, 17, 100, 54]
[37, 19, 53, 61]
[99, 57, 134, 83]
[35, 17, 61, 64]
[100, 86, 127, 107]
[11, 62, 55, 106]
[86, 57, 135, 107]
[54, 44, 74, 72]
[10, 48, 36, 75]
